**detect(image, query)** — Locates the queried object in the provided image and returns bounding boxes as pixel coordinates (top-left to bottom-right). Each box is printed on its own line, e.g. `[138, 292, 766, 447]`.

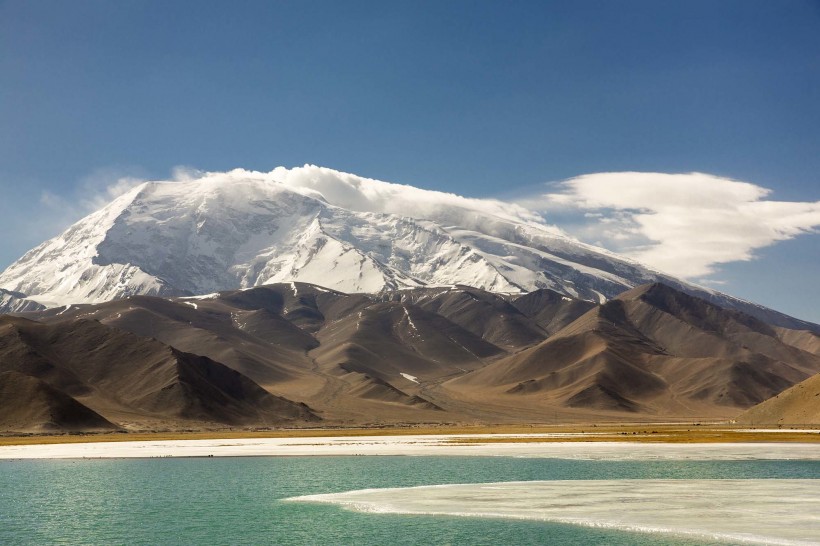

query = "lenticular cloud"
[49, 165, 820, 282]
[527, 172, 820, 278]
[196, 167, 820, 279]
[269, 165, 549, 227]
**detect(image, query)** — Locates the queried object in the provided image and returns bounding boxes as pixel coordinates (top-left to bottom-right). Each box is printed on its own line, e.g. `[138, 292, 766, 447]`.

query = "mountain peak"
[0, 166, 816, 332]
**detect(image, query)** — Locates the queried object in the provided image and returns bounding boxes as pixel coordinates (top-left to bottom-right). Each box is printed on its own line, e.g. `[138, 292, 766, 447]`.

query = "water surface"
[2, 456, 818, 545]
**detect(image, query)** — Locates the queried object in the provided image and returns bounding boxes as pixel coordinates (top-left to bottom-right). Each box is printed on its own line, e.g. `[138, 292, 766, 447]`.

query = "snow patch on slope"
[400, 373, 419, 384]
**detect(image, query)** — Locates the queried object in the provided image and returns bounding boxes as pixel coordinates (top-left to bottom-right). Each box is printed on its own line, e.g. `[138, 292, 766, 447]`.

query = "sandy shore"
[2, 433, 820, 460]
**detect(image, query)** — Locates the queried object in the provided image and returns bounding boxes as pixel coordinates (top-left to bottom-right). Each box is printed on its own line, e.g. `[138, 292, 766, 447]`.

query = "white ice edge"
[2, 435, 820, 460]
[286, 479, 820, 546]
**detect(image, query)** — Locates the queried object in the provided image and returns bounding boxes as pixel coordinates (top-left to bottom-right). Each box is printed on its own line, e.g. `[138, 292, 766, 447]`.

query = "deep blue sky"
[1, 0, 818, 321]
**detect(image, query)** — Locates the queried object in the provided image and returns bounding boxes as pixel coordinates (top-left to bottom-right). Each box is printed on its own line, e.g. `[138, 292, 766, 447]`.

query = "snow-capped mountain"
[0, 288, 45, 313]
[0, 165, 815, 331]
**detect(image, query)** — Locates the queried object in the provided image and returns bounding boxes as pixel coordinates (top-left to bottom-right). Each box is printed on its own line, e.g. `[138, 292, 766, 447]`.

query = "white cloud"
[35, 165, 560, 244]
[182, 165, 566, 239]
[36, 168, 148, 244]
[25, 166, 820, 283]
[41, 168, 146, 217]
[524, 172, 820, 278]
[267, 164, 550, 228]
[77, 167, 147, 209]
[171, 165, 204, 182]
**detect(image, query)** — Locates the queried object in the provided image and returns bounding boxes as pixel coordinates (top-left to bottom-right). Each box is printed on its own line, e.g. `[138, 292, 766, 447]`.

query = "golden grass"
[445, 429, 820, 444]
[1, 423, 818, 447]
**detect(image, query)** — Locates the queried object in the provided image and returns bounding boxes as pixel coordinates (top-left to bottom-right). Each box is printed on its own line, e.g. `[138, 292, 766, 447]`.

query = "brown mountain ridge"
[737, 371, 820, 425]
[1, 282, 818, 431]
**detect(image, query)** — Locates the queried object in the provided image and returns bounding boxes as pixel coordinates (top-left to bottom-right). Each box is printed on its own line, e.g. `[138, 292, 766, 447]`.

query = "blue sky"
[1, 1, 818, 321]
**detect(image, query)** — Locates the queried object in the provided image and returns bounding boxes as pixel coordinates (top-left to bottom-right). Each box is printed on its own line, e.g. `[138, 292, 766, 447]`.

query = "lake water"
[1, 456, 818, 545]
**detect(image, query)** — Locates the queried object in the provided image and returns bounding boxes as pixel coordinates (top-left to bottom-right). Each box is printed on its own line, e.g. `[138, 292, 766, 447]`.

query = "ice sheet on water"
[288, 479, 820, 545]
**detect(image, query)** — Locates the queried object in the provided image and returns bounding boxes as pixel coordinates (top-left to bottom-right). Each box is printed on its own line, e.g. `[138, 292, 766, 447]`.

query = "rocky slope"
[0, 371, 117, 432]
[445, 283, 820, 419]
[3, 282, 818, 431]
[0, 314, 317, 431]
[736, 371, 820, 425]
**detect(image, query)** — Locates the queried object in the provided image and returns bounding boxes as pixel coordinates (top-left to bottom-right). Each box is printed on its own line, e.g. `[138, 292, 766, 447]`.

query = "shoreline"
[2, 429, 820, 460]
[2, 423, 819, 447]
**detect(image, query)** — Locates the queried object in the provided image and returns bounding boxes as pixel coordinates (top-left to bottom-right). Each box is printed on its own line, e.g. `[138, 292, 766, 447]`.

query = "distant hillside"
[0, 371, 117, 433]
[736, 372, 820, 425]
[0, 314, 318, 431]
[447, 283, 820, 419]
[2, 282, 818, 432]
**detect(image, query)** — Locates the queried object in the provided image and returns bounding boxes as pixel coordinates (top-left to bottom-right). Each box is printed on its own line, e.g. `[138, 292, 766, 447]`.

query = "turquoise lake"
[2, 456, 818, 545]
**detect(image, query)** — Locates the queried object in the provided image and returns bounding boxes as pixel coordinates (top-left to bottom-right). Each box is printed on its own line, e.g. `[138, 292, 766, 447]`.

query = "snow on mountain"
[0, 165, 815, 331]
[0, 288, 45, 314]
